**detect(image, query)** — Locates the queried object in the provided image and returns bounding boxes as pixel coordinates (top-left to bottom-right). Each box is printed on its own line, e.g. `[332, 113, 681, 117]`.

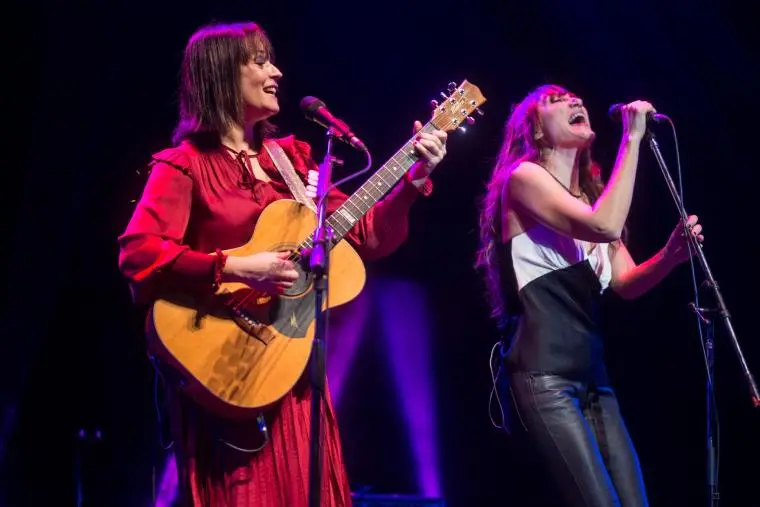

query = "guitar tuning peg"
[466, 116, 475, 125]
[439, 91, 448, 100]
[457, 126, 467, 133]
[430, 100, 439, 109]
[476, 108, 485, 116]
[447, 81, 457, 92]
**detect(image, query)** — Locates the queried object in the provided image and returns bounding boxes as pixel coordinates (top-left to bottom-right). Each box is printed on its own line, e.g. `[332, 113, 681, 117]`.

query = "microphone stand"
[645, 127, 760, 507]
[691, 304, 719, 507]
[308, 127, 338, 507]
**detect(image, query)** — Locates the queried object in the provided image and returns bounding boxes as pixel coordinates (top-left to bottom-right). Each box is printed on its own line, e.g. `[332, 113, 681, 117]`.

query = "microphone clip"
[326, 126, 350, 153]
[689, 302, 720, 325]
[300, 96, 369, 152]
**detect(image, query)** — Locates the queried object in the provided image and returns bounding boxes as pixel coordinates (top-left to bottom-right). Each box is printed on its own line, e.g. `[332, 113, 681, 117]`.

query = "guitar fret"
[329, 213, 352, 234]
[391, 154, 406, 168]
[352, 194, 370, 213]
[298, 118, 449, 253]
[334, 220, 349, 235]
[337, 208, 357, 225]
[359, 189, 375, 208]
[376, 170, 394, 186]
[346, 198, 369, 216]
[344, 199, 364, 217]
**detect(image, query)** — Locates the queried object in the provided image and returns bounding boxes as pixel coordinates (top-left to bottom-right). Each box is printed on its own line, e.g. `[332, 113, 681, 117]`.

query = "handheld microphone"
[300, 96, 368, 152]
[608, 103, 668, 124]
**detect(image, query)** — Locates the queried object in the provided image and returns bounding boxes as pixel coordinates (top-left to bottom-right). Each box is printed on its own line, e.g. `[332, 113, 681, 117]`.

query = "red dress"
[118, 135, 427, 506]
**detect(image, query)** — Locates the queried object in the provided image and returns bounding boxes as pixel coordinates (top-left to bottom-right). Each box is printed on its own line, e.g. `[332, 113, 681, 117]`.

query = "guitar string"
[211, 97, 475, 430]
[228, 96, 470, 308]
[228, 117, 452, 310]
[216, 118, 456, 397]
[222, 92, 479, 314]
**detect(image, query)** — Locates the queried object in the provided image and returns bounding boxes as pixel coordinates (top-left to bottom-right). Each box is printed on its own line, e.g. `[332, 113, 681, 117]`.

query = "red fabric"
[405, 172, 434, 197]
[170, 376, 350, 507]
[119, 135, 422, 305]
[118, 135, 423, 507]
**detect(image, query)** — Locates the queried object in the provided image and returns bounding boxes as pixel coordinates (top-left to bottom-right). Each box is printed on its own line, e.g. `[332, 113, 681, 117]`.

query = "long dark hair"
[475, 84, 611, 326]
[172, 21, 277, 148]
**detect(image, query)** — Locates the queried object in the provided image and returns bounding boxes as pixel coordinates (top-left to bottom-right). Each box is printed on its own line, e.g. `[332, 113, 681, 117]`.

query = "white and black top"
[500, 222, 613, 384]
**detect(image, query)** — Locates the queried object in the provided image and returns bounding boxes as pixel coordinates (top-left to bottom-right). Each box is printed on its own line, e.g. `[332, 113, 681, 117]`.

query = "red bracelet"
[213, 248, 228, 291]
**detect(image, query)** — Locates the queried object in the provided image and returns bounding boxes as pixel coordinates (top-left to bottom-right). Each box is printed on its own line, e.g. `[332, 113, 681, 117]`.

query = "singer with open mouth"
[117, 21, 447, 507]
[476, 84, 703, 506]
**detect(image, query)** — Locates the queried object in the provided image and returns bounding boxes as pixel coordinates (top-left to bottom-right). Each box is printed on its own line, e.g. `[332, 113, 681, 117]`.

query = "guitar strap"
[263, 141, 318, 213]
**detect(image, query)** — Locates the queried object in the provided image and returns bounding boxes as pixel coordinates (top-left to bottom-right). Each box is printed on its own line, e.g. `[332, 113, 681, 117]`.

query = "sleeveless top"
[500, 222, 613, 384]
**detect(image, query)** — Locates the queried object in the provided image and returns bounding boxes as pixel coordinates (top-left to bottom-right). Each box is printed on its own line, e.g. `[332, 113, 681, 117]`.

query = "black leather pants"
[508, 372, 649, 507]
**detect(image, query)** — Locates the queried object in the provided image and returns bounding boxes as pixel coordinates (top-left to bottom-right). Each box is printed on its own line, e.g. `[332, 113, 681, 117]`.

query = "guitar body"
[149, 199, 366, 418]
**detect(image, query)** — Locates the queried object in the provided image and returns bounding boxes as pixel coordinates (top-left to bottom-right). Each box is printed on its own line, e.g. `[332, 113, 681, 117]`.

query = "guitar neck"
[298, 122, 437, 252]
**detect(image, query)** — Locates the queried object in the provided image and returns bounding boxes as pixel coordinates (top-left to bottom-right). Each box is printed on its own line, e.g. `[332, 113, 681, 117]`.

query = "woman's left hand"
[408, 120, 448, 181]
[664, 214, 704, 264]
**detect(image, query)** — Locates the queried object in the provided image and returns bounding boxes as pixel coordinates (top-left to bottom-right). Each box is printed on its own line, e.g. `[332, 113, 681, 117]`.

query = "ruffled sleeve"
[274, 136, 427, 261]
[117, 145, 218, 305]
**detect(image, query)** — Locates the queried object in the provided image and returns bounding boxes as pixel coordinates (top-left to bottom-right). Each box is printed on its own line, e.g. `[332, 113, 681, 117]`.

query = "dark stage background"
[3, 0, 759, 505]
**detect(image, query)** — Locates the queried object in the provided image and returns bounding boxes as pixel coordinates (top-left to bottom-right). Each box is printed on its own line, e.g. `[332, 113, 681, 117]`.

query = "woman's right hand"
[222, 251, 300, 293]
[620, 100, 656, 141]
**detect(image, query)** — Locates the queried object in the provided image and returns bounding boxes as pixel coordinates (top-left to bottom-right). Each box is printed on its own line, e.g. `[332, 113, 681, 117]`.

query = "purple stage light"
[376, 278, 440, 497]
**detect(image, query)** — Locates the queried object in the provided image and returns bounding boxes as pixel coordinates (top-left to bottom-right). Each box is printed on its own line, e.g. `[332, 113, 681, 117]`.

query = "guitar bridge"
[221, 288, 277, 345]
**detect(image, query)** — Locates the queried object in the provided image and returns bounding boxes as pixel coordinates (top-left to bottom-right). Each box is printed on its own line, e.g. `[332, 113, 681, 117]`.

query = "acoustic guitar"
[149, 80, 487, 417]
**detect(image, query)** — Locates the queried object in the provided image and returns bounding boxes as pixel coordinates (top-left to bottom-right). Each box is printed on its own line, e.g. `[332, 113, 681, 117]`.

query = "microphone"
[300, 96, 368, 152]
[608, 103, 668, 124]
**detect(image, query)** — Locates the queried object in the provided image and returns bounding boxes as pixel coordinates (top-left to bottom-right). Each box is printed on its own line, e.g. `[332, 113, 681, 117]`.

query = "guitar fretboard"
[297, 123, 437, 253]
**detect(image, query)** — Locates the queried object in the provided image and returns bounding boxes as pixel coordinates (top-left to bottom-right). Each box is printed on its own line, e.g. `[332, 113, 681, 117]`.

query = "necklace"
[540, 167, 596, 252]
[544, 169, 582, 199]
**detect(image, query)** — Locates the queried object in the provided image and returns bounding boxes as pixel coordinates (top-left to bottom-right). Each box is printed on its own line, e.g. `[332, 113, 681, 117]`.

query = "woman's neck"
[221, 124, 258, 154]
[544, 146, 581, 195]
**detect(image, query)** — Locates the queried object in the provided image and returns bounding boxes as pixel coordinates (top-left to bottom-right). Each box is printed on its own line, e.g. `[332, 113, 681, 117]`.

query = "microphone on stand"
[300, 96, 368, 152]
[300, 94, 370, 507]
[608, 103, 669, 123]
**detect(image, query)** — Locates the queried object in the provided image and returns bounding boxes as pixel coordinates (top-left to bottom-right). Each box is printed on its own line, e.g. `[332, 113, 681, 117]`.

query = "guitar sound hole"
[266, 243, 312, 298]
[283, 263, 312, 297]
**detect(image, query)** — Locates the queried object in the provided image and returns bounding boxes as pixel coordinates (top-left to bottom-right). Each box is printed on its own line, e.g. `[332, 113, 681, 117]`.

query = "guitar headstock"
[429, 80, 487, 134]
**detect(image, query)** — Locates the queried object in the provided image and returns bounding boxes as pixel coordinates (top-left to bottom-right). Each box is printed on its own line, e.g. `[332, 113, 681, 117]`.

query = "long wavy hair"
[475, 84, 613, 327]
[172, 21, 277, 149]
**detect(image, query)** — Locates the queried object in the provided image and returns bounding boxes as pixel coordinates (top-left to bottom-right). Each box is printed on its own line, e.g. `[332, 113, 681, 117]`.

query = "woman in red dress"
[118, 21, 447, 507]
